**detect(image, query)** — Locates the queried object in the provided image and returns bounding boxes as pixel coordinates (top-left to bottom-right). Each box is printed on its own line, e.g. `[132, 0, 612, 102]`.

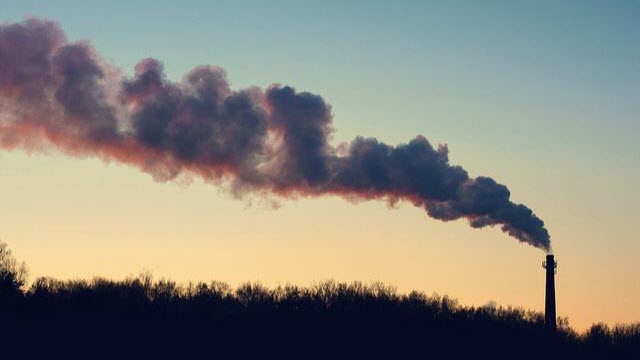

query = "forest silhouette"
[1, 241, 638, 359]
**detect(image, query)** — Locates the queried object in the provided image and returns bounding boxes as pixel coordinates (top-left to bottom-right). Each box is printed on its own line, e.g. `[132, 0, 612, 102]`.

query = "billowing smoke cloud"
[0, 19, 550, 251]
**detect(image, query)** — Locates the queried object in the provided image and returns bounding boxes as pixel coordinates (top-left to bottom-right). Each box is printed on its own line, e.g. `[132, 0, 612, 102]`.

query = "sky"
[0, 0, 639, 330]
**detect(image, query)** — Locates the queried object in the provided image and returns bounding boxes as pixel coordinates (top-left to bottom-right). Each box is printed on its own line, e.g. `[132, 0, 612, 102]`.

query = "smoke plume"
[0, 19, 550, 251]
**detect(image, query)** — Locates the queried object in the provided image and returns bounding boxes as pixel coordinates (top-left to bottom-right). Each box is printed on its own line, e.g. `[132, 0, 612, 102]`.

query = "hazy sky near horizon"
[1, 0, 639, 330]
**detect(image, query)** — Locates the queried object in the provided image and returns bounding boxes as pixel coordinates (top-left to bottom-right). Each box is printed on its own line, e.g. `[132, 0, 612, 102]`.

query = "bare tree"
[0, 240, 29, 296]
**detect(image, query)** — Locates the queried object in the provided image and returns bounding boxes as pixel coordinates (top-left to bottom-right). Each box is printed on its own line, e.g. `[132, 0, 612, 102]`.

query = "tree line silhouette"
[0, 240, 638, 358]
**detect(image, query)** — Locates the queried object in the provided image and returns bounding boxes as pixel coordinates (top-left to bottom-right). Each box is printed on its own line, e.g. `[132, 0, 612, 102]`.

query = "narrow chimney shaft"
[543, 254, 557, 331]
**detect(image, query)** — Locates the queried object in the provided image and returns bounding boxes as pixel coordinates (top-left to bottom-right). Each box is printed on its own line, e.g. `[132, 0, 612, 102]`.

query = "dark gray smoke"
[0, 18, 550, 251]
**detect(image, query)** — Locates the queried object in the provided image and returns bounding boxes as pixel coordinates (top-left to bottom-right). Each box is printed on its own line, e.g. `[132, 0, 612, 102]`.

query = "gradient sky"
[1, 0, 639, 331]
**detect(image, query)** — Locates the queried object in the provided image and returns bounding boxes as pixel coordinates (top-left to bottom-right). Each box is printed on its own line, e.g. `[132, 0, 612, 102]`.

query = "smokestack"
[543, 254, 557, 331]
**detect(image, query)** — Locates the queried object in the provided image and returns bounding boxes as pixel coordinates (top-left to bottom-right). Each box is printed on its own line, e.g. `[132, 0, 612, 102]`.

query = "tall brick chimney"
[543, 254, 557, 331]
